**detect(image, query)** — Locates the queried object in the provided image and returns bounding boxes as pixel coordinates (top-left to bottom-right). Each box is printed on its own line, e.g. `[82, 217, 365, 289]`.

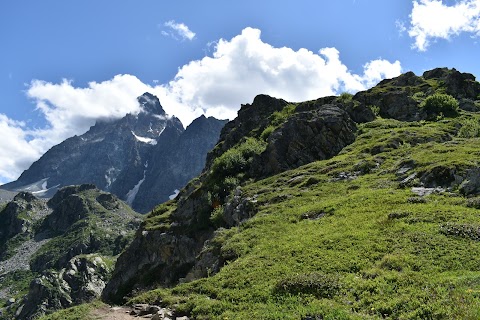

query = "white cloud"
[0, 27, 401, 184]
[0, 115, 42, 181]
[163, 20, 196, 41]
[408, 0, 480, 51]
[26, 75, 149, 152]
[160, 28, 401, 110]
[396, 19, 407, 35]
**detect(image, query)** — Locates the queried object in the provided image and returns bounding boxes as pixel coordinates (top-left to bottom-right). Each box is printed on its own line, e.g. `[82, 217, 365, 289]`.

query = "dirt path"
[89, 305, 138, 320]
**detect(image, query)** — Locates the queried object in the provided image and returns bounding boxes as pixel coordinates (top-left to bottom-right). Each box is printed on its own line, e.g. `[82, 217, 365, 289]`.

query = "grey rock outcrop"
[205, 94, 288, 170]
[253, 105, 356, 176]
[17, 255, 111, 320]
[0, 193, 49, 257]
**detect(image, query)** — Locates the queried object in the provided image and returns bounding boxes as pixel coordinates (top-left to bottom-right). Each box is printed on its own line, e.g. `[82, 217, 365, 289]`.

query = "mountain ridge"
[2, 93, 227, 213]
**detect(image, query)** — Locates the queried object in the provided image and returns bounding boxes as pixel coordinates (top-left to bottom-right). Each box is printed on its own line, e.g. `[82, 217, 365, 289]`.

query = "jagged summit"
[137, 92, 166, 115]
[2, 93, 226, 213]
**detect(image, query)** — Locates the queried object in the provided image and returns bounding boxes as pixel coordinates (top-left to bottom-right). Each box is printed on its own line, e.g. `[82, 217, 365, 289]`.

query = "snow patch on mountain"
[14, 178, 49, 193]
[125, 170, 146, 206]
[169, 189, 180, 200]
[105, 167, 118, 190]
[131, 131, 157, 145]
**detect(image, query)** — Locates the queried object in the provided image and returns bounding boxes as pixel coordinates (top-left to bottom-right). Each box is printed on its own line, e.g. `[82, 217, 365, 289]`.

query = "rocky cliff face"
[2, 93, 227, 213]
[0, 185, 141, 319]
[252, 104, 357, 177]
[17, 254, 112, 320]
[133, 115, 228, 213]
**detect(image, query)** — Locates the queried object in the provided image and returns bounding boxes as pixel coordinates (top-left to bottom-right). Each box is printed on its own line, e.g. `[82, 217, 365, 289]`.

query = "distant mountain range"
[1, 93, 227, 213]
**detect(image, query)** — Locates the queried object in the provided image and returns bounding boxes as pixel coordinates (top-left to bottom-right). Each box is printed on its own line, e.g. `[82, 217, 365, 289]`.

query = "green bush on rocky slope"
[51, 68, 480, 319]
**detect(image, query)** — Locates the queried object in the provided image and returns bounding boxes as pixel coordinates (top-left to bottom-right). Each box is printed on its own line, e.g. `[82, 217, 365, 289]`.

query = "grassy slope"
[130, 115, 480, 319]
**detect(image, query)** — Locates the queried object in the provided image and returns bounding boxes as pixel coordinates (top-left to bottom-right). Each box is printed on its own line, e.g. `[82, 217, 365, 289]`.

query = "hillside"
[34, 67, 480, 319]
[0, 185, 142, 319]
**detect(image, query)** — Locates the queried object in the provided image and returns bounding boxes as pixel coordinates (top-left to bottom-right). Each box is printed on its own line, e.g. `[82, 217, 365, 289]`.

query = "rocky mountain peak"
[2, 92, 226, 213]
[137, 92, 166, 115]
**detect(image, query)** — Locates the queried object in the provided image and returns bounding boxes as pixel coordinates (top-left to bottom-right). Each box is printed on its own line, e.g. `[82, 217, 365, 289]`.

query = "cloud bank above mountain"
[408, 0, 480, 51]
[0, 27, 401, 183]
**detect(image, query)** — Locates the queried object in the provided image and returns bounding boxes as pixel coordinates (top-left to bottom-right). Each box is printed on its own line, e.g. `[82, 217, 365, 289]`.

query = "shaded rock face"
[3, 93, 226, 213]
[103, 184, 216, 304]
[102, 229, 208, 304]
[133, 115, 228, 213]
[423, 67, 480, 100]
[0, 192, 48, 247]
[17, 255, 110, 320]
[253, 105, 357, 176]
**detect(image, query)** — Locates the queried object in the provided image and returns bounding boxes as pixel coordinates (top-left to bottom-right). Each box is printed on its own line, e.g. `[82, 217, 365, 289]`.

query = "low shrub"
[440, 223, 480, 241]
[458, 118, 480, 138]
[338, 92, 353, 104]
[210, 138, 266, 178]
[274, 272, 342, 298]
[420, 93, 459, 118]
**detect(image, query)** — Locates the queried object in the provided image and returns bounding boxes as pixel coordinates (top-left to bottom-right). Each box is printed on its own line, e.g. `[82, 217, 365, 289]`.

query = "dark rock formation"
[354, 76, 424, 122]
[252, 105, 357, 176]
[0, 192, 48, 249]
[133, 115, 227, 213]
[205, 94, 288, 169]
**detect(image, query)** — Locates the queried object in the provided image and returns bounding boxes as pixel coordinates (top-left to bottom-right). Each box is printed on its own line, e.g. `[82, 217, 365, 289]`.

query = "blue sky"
[1, 0, 480, 183]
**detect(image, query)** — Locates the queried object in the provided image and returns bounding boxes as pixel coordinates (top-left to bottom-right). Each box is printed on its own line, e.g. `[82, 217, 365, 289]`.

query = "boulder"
[17, 254, 110, 320]
[253, 105, 356, 176]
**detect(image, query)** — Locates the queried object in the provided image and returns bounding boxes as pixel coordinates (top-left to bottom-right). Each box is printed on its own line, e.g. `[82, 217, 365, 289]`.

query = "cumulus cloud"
[162, 20, 196, 41]
[161, 28, 401, 113]
[0, 27, 401, 183]
[408, 0, 480, 51]
[0, 115, 42, 182]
